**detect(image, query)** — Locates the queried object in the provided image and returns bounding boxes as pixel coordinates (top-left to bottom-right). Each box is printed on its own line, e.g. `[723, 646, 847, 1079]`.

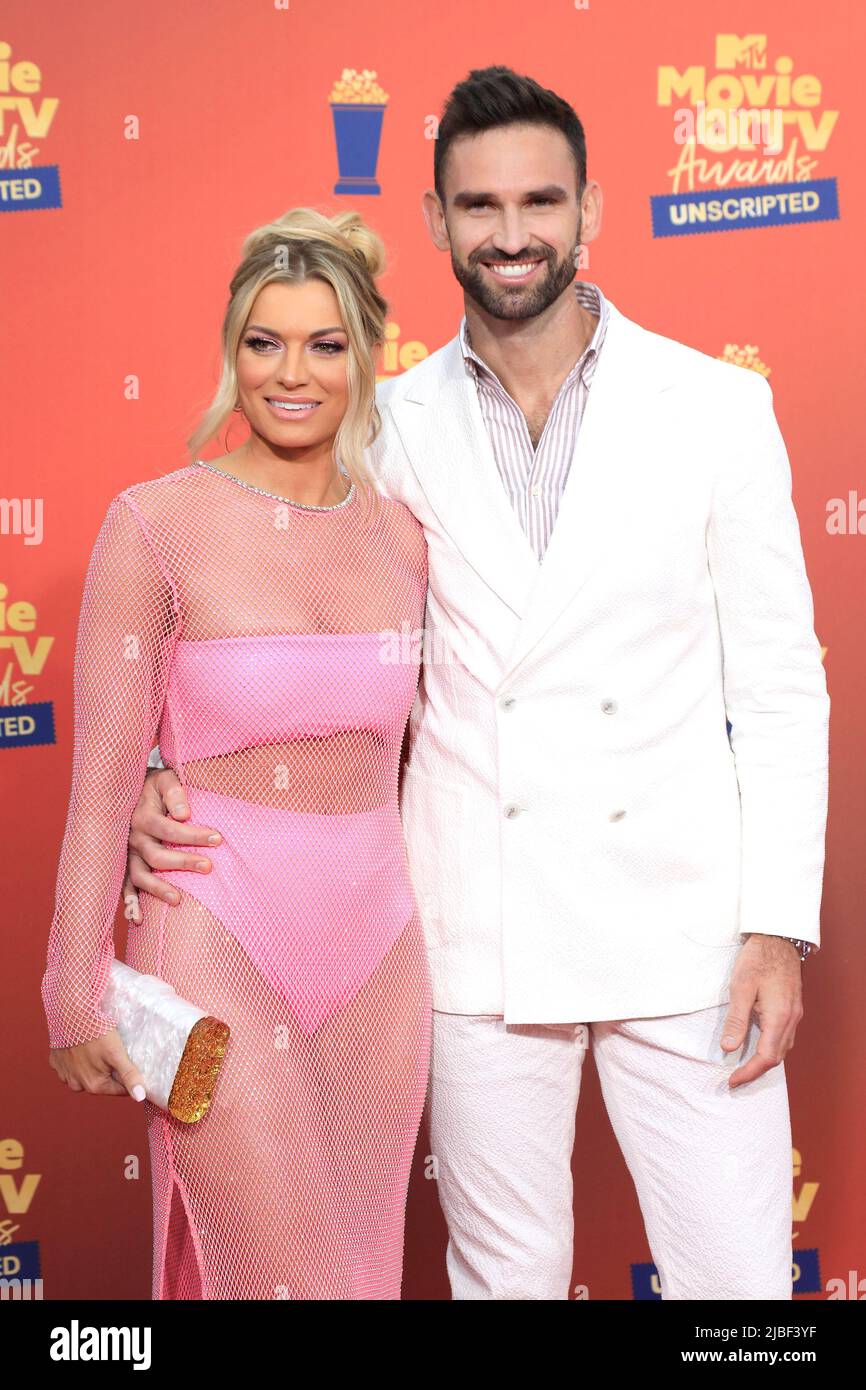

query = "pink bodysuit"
[41, 459, 432, 1300]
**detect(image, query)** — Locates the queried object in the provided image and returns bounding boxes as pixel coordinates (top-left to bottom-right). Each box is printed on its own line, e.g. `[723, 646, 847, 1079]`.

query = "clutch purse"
[100, 960, 230, 1123]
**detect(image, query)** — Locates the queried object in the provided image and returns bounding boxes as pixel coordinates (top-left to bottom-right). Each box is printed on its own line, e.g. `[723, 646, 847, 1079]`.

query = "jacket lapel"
[387, 343, 540, 619]
[387, 299, 676, 676]
[503, 302, 675, 677]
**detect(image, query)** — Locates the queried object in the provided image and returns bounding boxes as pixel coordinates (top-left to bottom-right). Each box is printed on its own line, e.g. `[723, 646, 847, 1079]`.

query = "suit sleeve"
[706, 370, 830, 946]
[41, 493, 181, 1047]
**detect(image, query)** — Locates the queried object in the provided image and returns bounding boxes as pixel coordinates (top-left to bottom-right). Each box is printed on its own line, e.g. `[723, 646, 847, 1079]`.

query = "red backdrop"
[2, 0, 863, 1301]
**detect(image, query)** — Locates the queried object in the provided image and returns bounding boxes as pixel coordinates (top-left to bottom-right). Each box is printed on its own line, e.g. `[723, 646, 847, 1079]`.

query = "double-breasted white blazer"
[372, 297, 830, 1023]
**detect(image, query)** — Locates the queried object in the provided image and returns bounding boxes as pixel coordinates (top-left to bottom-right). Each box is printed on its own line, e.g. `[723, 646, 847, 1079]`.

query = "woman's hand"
[49, 1029, 148, 1101]
[121, 767, 223, 923]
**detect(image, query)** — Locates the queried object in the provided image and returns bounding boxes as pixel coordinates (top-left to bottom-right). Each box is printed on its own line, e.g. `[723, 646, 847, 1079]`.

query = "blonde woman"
[42, 209, 432, 1299]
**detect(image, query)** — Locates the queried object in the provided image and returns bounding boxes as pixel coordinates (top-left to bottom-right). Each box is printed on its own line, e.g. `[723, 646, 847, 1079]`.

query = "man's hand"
[49, 1030, 148, 1101]
[721, 934, 805, 1088]
[121, 767, 222, 922]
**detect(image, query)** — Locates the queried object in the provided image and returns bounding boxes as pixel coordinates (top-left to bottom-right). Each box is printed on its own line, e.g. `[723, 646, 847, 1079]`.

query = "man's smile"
[481, 257, 546, 284]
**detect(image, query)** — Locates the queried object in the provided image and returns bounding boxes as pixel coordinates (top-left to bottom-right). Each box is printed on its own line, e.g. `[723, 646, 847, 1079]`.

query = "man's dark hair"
[433, 65, 587, 205]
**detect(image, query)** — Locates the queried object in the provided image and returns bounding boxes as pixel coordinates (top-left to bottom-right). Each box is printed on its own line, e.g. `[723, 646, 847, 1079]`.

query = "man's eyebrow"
[451, 185, 570, 208]
[244, 323, 348, 338]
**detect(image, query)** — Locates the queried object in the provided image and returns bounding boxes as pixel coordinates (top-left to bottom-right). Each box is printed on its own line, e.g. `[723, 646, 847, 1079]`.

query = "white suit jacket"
[372, 297, 830, 1023]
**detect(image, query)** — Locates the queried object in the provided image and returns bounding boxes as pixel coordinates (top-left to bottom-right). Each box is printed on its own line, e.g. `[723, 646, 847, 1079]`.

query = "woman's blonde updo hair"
[188, 207, 389, 519]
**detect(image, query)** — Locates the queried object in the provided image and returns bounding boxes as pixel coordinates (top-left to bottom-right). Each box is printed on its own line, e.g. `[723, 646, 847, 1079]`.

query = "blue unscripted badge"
[0, 700, 56, 748]
[792, 1247, 821, 1295]
[0, 164, 62, 212]
[651, 178, 839, 237]
[630, 1260, 662, 1299]
[0, 1239, 42, 1282]
[629, 1249, 821, 1298]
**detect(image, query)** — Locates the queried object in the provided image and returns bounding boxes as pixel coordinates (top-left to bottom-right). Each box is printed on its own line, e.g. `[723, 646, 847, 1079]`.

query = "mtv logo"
[715, 34, 767, 69]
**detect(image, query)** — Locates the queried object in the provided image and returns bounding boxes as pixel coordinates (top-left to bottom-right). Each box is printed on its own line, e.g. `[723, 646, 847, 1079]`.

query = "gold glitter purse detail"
[100, 960, 230, 1123]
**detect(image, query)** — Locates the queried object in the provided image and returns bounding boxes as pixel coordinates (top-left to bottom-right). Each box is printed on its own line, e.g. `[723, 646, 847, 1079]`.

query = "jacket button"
[500, 696, 517, 710]
[601, 699, 617, 714]
[609, 808, 627, 821]
[503, 803, 522, 818]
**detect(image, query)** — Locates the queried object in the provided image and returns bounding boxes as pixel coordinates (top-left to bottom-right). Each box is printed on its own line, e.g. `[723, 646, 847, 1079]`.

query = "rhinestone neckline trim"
[194, 459, 355, 511]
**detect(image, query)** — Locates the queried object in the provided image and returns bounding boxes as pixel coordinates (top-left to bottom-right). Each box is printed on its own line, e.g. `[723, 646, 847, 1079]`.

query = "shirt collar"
[459, 279, 609, 386]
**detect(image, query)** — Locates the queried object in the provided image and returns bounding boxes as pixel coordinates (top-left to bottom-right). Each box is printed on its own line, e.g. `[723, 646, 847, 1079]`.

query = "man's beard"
[450, 238, 581, 321]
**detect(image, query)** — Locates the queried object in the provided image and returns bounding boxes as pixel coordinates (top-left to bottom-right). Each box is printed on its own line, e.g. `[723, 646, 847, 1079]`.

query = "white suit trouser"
[427, 1004, 793, 1300]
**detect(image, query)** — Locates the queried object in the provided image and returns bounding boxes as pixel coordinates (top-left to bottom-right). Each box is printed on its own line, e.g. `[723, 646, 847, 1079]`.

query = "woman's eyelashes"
[242, 334, 345, 355]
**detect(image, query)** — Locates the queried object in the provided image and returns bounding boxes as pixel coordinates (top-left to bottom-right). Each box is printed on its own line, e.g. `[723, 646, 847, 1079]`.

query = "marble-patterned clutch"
[101, 960, 230, 1122]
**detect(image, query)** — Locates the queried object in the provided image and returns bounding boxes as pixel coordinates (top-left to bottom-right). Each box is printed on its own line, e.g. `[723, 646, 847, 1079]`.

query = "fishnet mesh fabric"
[42, 461, 432, 1299]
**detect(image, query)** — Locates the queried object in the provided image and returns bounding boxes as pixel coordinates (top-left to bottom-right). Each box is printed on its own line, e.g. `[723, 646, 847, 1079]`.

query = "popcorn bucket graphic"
[329, 68, 389, 195]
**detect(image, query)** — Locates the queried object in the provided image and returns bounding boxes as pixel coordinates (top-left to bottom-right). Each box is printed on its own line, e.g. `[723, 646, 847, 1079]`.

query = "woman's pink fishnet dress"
[41, 460, 433, 1299]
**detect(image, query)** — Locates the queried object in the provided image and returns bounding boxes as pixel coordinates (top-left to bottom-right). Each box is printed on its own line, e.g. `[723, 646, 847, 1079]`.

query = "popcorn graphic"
[329, 68, 389, 104]
[717, 344, 771, 377]
[329, 68, 390, 195]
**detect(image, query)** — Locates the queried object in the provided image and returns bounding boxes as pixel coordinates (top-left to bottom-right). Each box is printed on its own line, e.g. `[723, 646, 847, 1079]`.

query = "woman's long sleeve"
[41, 492, 181, 1049]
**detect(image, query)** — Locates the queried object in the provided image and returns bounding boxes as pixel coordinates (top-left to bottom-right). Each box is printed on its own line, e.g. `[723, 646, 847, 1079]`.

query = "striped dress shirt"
[458, 280, 610, 561]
